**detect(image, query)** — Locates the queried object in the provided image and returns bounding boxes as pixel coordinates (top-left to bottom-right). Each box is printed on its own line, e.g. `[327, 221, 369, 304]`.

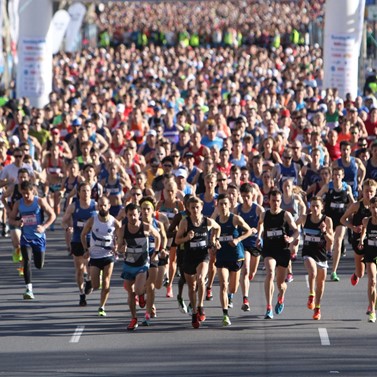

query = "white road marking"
[305, 274, 309, 288]
[318, 328, 330, 346]
[70, 326, 85, 343]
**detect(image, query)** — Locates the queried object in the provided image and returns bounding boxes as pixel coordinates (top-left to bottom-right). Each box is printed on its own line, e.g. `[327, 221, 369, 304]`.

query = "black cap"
[184, 151, 194, 158]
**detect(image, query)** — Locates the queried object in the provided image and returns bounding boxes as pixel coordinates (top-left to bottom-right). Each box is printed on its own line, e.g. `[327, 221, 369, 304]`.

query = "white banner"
[355, 0, 366, 51]
[19, 37, 52, 98]
[8, 0, 19, 62]
[325, 34, 357, 95]
[65, 2, 86, 53]
[47, 10, 71, 54]
[0, 0, 4, 75]
[323, 0, 365, 98]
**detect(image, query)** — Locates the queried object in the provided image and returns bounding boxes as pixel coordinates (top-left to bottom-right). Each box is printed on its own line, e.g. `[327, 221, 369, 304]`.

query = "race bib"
[94, 239, 112, 247]
[219, 235, 233, 242]
[330, 202, 344, 209]
[266, 230, 283, 238]
[22, 214, 37, 226]
[304, 235, 321, 243]
[190, 240, 207, 248]
[368, 239, 377, 247]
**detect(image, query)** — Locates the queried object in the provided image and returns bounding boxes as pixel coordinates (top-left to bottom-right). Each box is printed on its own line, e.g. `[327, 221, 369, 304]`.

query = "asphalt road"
[0, 222, 376, 377]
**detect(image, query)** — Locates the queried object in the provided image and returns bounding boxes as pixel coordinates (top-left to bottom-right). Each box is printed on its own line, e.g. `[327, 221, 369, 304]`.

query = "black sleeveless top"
[302, 214, 327, 262]
[353, 201, 371, 226]
[262, 210, 288, 251]
[324, 184, 349, 221]
[184, 216, 209, 257]
[123, 221, 149, 267]
[352, 201, 371, 242]
[11, 184, 22, 208]
[365, 218, 377, 255]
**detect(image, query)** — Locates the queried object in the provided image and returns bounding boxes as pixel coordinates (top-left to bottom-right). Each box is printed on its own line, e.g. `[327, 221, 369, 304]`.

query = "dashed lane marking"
[318, 327, 330, 346]
[70, 326, 84, 343]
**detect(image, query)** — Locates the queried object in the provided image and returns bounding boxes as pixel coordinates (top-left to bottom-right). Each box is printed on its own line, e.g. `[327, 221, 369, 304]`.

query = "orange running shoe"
[307, 295, 315, 310]
[313, 307, 321, 320]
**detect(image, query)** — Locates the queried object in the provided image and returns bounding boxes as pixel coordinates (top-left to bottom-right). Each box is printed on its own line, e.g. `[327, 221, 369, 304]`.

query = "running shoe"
[187, 303, 193, 316]
[205, 287, 213, 301]
[138, 294, 146, 308]
[98, 307, 107, 317]
[264, 309, 273, 319]
[84, 280, 93, 295]
[368, 312, 376, 323]
[127, 318, 138, 331]
[285, 273, 294, 283]
[166, 285, 173, 298]
[350, 273, 359, 286]
[177, 295, 187, 314]
[79, 294, 87, 307]
[151, 305, 157, 318]
[241, 298, 250, 312]
[197, 307, 206, 322]
[192, 313, 200, 329]
[23, 289, 34, 300]
[313, 308, 321, 320]
[12, 247, 22, 263]
[330, 272, 340, 282]
[142, 313, 151, 326]
[307, 295, 315, 310]
[18, 267, 24, 277]
[222, 314, 231, 327]
[275, 300, 284, 315]
[163, 277, 169, 287]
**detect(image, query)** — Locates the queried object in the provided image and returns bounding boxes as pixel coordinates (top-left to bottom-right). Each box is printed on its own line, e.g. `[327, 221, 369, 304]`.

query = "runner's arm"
[38, 197, 57, 230]
[175, 218, 188, 245]
[80, 217, 94, 251]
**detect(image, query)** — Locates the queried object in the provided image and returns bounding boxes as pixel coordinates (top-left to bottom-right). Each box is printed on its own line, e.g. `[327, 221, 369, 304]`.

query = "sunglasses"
[14, 155, 23, 158]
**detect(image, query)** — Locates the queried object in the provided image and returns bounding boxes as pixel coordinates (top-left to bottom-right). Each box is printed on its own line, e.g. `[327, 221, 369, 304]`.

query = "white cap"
[319, 104, 328, 113]
[116, 103, 125, 113]
[9, 135, 19, 146]
[175, 168, 188, 179]
[230, 96, 240, 105]
[147, 129, 157, 137]
[335, 98, 344, 105]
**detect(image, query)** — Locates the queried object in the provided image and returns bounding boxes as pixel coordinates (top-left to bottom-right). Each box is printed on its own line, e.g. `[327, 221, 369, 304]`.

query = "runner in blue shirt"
[10, 181, 56, 300]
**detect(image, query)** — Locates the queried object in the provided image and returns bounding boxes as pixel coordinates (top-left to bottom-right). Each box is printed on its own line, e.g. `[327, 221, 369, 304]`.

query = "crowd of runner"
[1, 0, 377, 330]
